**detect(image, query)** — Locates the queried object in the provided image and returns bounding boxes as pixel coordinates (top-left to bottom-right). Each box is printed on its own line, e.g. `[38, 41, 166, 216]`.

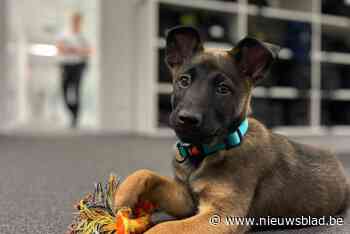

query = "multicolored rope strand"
[66, 174, 156, 234]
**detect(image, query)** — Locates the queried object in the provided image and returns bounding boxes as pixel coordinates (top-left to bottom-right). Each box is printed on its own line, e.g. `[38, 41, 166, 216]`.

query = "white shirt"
[57, 32, 89, 64]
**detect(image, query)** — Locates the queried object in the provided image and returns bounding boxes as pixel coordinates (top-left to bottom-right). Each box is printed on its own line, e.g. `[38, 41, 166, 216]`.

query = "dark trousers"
[60, 62, 86, 127]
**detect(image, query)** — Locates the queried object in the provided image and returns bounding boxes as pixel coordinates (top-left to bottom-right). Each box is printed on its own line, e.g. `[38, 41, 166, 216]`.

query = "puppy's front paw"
[115, 169, 156, 209]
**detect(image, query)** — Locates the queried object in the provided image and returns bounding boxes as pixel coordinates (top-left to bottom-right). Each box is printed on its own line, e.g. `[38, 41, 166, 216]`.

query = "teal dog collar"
[176, 118, 249, 160]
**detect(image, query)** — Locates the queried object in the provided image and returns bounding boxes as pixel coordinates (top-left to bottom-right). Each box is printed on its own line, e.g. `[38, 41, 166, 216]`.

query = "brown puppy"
[115, 26, 349, 234]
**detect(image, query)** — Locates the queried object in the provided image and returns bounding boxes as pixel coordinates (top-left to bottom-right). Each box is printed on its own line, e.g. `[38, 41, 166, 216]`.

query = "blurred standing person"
[56, 12, 91, 128]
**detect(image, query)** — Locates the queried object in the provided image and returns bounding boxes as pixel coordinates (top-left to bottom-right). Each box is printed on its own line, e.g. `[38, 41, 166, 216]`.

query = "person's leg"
[70, 63, 85, 128]
[61, 65, 72, 115]
[62, 64, 79, 127]
[70, 78, 80, 128]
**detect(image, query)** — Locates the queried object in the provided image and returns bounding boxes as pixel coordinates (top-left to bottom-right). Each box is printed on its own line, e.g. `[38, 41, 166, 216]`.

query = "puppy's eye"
[177, 74, 192, 89]
[216, 83, 231, 95]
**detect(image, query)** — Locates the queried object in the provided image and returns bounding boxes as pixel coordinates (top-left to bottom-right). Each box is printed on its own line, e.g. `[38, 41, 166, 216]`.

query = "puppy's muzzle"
[177, 110, 202, 129]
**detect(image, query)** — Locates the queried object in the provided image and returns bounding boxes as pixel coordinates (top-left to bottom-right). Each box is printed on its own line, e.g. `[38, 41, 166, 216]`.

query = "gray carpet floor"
[0, 133, 349, 234]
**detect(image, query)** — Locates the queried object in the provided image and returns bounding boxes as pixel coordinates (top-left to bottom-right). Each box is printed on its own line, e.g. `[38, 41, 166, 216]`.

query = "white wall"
[0, 0, 9, 127]
[98, 0, 158, 133]
[1, 0, 155, 132]
[99, 0, 139, 132]
[1, 0, 100, 129]
[0, 0, 29, 128]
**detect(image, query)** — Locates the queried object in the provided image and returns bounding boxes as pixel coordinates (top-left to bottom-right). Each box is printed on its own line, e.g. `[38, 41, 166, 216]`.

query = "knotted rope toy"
[66, 174, 156, 234]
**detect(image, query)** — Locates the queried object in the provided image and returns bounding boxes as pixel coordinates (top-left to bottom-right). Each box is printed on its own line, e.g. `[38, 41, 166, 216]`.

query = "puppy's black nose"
[178, 110, 202, 128]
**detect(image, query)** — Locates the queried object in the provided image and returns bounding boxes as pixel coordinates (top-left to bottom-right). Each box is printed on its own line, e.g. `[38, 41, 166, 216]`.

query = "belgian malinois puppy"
[115, 26, 349, 233]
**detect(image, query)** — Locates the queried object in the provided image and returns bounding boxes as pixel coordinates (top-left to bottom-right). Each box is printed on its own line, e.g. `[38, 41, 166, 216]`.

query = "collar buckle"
[176, 118, 249, 160]
[177, 142, 203, 158]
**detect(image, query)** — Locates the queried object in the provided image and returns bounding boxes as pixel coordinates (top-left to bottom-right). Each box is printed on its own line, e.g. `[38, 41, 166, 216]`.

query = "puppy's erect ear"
[230, 37, 280, 83]
[165, 26, 204, 68]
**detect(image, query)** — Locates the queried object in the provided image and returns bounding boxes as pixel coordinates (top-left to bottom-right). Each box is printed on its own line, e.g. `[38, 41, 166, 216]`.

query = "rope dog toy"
[66, 174, 156, 234]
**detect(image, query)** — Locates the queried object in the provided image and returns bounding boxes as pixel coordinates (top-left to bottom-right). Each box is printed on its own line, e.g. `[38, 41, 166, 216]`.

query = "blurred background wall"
[0, 0, 99, 130]
[1, 0, 350, 139]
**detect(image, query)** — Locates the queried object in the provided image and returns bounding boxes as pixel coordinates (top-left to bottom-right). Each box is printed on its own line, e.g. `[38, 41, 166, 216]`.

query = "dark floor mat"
[0, 134, 349, 234]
